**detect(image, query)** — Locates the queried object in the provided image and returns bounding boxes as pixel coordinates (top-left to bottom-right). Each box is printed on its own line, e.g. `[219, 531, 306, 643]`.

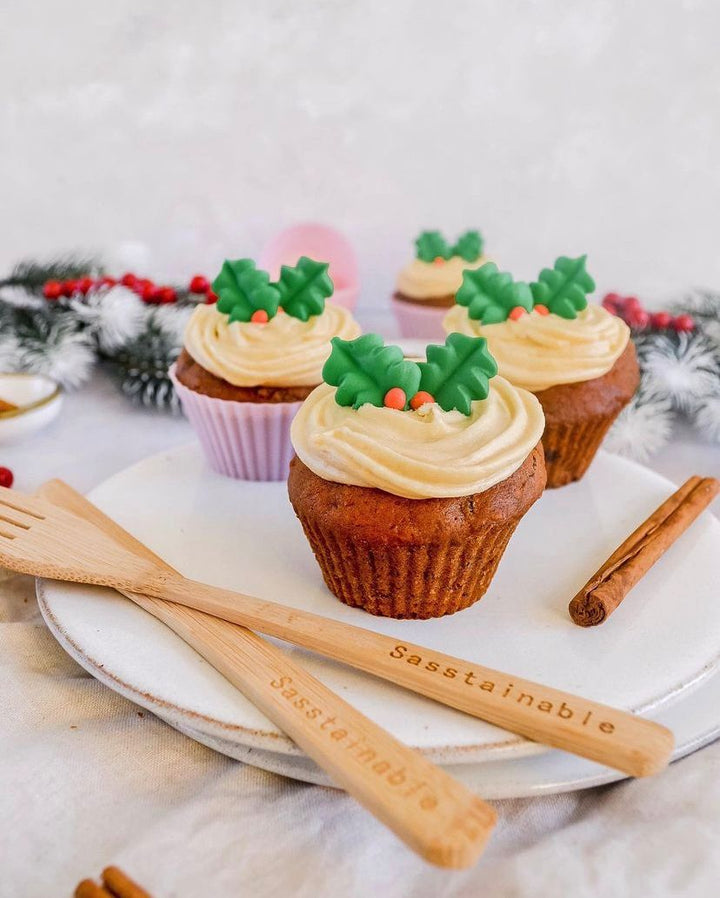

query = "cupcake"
[392, 230, 489, 340]
[171, 256, 361, 480]
[443, 255, 640, 488]
[288, 332, 546, 619]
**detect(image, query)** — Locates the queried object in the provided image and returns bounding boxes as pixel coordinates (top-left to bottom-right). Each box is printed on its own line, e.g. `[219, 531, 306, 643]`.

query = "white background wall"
[2, 0, 718, 311]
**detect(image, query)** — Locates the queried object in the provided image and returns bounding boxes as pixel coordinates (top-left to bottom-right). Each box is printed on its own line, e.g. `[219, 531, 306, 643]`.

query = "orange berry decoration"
[433, 256, 445, 265]
[508, 306, 527, 321]
[383, 387, 407, 410]
[534, 304, 550, 316]
[250, 309, 270, 323]
[410, 391, 435, 410]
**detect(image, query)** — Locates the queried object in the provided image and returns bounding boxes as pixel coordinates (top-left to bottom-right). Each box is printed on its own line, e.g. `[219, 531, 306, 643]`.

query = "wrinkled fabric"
[1, 572, 718, 898]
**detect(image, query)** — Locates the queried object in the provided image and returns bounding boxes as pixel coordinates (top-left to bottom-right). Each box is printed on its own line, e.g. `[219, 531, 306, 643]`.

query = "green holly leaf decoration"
[455, 262, 534, 324]
[323, 334, 421, 410]
[418, 333, 498, 415]
[530, 255, 595, 319]
[212, 259, 281, 323]
[452, 230, 484, 262]
[276, 256, 334, 322]
[415, 231, 453, 263]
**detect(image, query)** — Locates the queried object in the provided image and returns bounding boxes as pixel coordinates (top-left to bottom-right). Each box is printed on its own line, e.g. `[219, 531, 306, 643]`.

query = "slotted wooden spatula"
[0, 484, 674, 778]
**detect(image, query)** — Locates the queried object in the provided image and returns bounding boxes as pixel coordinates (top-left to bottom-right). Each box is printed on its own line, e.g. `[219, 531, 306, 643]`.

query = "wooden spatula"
[0, 484, 673, 778]
[33, 479, 496, 869]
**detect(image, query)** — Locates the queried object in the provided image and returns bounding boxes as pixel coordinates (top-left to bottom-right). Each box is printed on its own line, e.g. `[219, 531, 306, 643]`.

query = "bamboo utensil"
[4, 483, 673, 778]
[36, 480, 496, 870]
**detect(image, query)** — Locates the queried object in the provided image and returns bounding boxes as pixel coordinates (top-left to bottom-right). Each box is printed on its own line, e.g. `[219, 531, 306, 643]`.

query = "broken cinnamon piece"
[0, 397, 18, 413]
[74, 881, 115, 898]
[102, 866, 153, 898]
[569, 476, 719, 626]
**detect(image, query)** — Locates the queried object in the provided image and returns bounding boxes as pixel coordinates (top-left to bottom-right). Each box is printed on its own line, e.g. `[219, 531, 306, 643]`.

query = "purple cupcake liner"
[170, 365, 303, 481]
[391, 297, 450, 341]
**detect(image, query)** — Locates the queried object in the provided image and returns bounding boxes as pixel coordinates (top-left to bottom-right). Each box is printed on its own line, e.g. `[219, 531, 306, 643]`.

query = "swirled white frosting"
[290, 378, 544, 499]
[183, 302, 361, 387]
[395, 256, 489, 301]
[443, 303, 630, 392]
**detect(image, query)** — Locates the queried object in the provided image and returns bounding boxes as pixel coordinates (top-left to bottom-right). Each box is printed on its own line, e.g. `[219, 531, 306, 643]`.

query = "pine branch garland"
[0, 256, 103, 294]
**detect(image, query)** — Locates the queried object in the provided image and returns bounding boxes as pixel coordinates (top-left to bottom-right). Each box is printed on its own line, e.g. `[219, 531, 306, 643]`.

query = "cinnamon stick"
[0, 397, 18, 413]
[569, 476, 719, 627]
[102, 866, 153, 898]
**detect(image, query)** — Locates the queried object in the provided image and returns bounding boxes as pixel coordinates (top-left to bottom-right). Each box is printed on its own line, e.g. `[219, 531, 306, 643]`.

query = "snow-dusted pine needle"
[639, 332, 720, 412]
[604, 389, 675, 462]
[20, 318, 95, 388]
[690, 391, 720, 443]
[71, 286, 145, 352]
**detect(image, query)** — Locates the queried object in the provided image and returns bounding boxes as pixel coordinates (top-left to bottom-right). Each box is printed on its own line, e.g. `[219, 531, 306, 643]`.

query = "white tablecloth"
[1, 372, 719, 898]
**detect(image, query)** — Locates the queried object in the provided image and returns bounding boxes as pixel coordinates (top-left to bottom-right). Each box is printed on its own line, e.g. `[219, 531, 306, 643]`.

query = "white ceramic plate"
[162, 662, 720, 797]
[38, 443, 720, 772]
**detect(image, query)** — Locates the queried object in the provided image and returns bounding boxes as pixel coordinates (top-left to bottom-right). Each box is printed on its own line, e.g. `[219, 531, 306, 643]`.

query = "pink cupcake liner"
[391, 297, 450, 341]
[170, 365, 302, 481]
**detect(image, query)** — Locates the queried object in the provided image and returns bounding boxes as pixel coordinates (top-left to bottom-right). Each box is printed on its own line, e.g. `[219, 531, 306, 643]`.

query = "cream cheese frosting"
[395, 256, 489, 301]
[442, 303, 630, 392]
[290, 377, 544, 499]
[184, 302, 361, 388]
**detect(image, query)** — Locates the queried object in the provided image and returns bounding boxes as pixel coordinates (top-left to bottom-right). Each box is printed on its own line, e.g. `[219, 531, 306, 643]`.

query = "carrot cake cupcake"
[392, 230, 489, 340]
[443, 255, 639, 487]
[288, 332, 546, 618]
[171, 256, 361, 480]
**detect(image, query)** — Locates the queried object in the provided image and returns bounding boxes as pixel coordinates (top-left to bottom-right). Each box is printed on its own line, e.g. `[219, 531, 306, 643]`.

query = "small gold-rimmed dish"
[0, 373, 63, 443]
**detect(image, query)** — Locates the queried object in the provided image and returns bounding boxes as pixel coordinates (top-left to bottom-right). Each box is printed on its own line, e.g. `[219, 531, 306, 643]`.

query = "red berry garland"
[43, 280, 62, 300]
[0, 466, 14, 488]
[39, 273, 215, 306]
[189, 275, 210, 294]
[602, 293, 695, 333]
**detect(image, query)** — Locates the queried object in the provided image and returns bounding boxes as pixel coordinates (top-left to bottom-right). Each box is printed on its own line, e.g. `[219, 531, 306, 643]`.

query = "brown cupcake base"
[392, 291, 456, 309]
[534, 342, 640, 488]
[175, 348, 316, 404]
[287, 445, 546, 619]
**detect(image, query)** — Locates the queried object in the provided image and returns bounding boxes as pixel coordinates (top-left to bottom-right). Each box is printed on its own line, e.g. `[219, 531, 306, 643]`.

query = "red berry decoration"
[99, 276, 117, 288]
[77, 276, 95, 294]
[624, 296, 641, 313]
[120, 273, 138, 288]
[627, 308, 650, 330]
[508, 306, 527, 321]
[139, 283, 157, 303]
[533, 304, 549, 316]
[0, 467, 14, 488]
[672, 313, 695, 333]
[383, 387, 406, 410]
[651, 311, 673, 329]
[410, 391, 435, 410]
[205, 290, 218, 304]
[601, 293, 619, 313]
[61, 280, 78, 297]
[157, 286, 176, 304]
[43, 280, 62, 300]
[189, 275, 210, 294]
[250, 309, 269, 323]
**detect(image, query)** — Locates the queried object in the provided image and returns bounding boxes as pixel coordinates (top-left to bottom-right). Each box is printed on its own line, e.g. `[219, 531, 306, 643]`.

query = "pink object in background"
[391, 298, 449, 342]
[259, 223, 359, 311]
[170, 366, 301, 481]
